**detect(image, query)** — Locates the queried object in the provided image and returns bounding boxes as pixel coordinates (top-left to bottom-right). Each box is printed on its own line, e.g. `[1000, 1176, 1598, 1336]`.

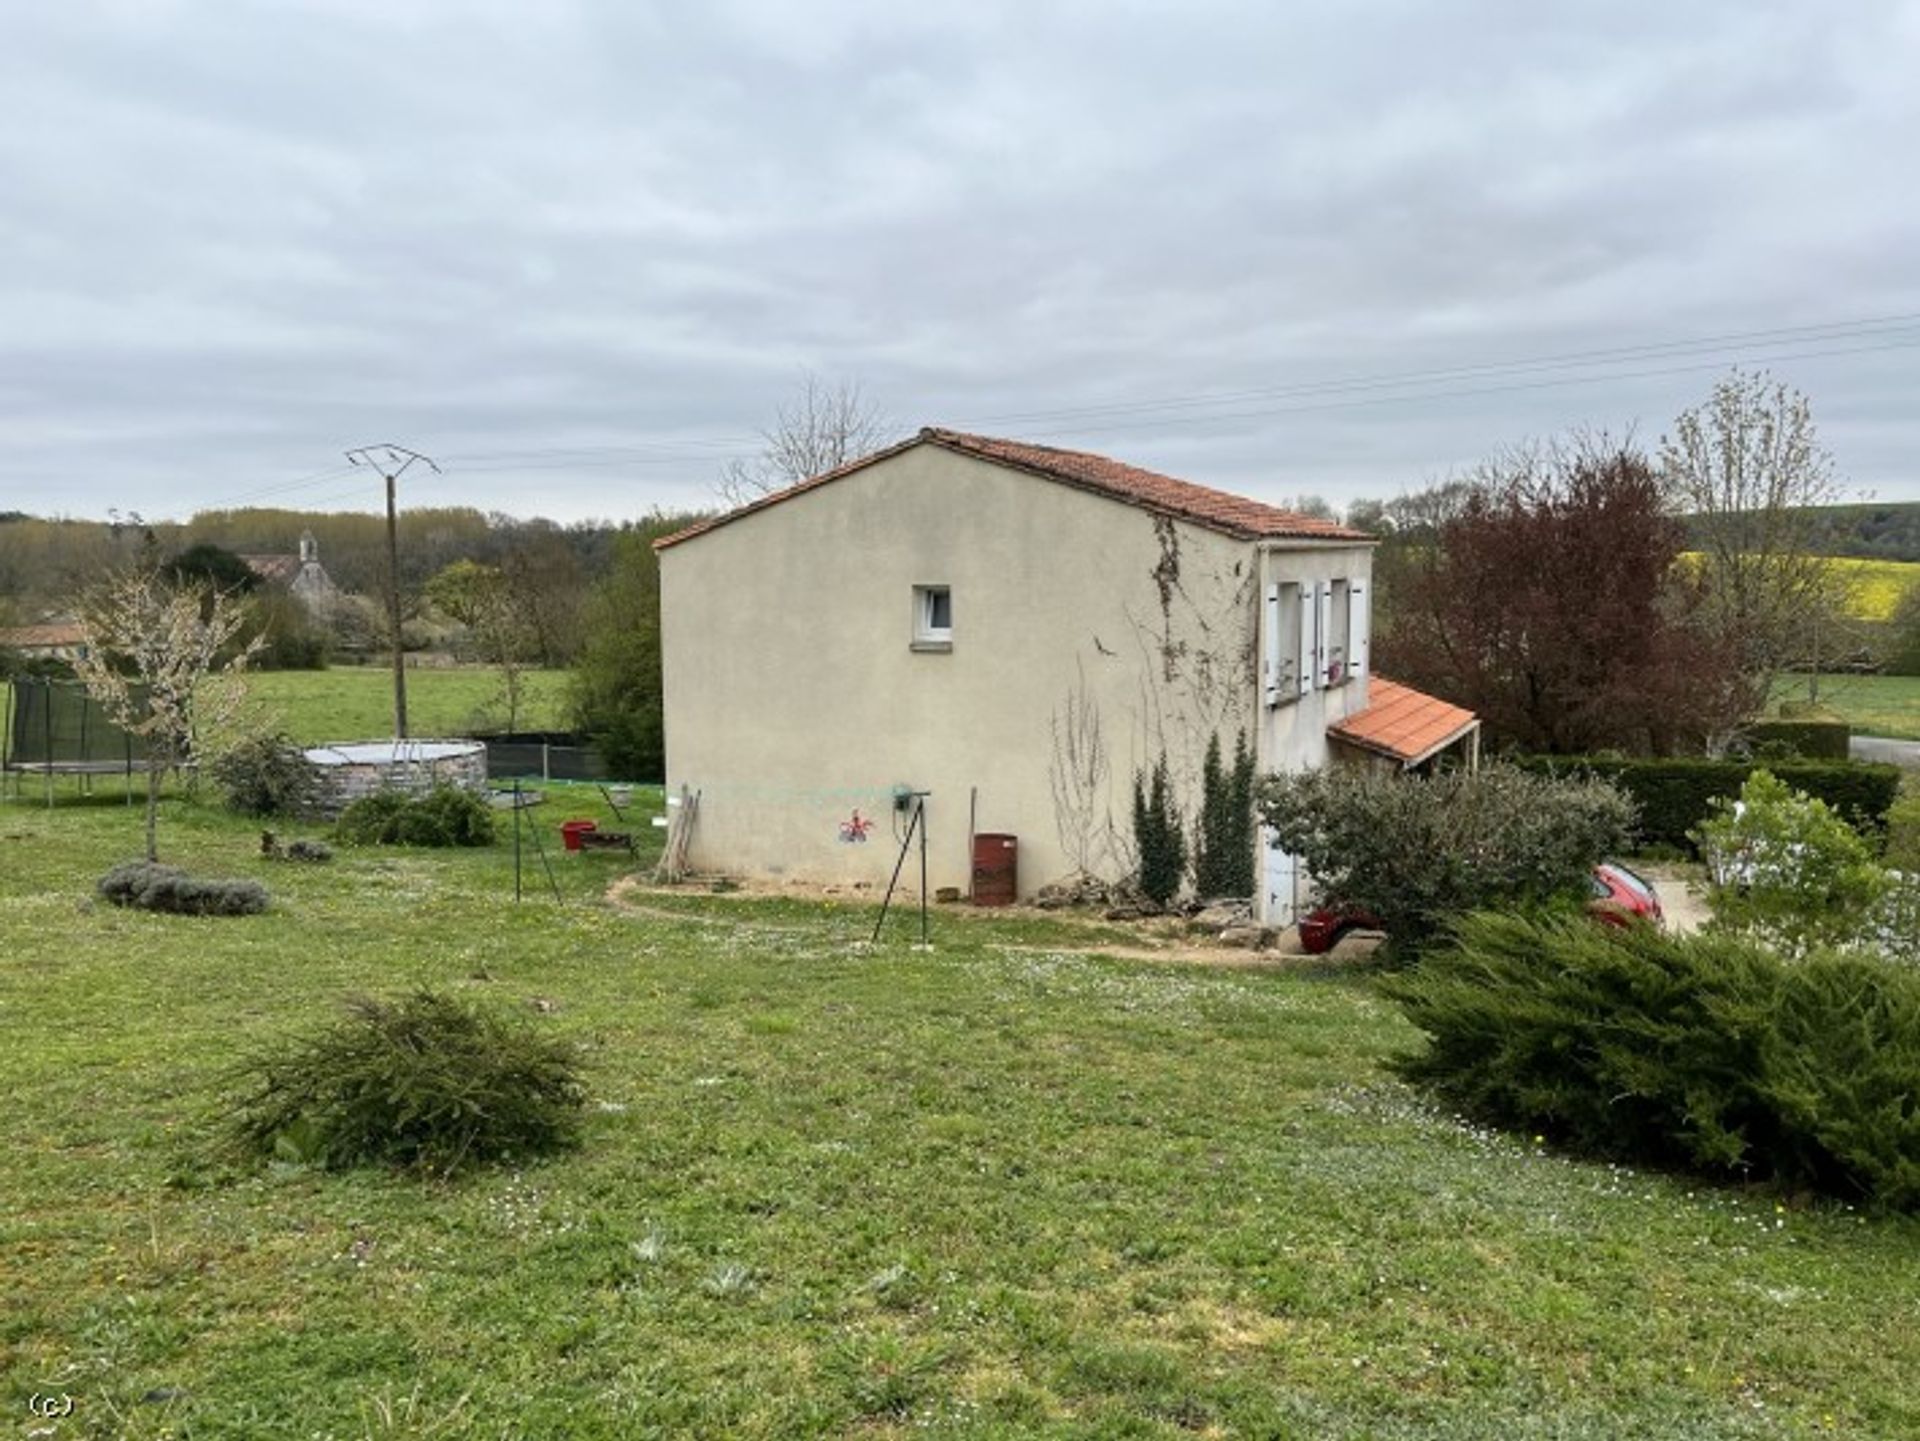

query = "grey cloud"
[1, 0, 1916, 521]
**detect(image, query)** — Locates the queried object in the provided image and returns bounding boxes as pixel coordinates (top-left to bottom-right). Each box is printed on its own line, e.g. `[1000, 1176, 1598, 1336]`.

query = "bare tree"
[74, 570, 262, 861]
[1048, 661, 1123, 880]
[1661, 370, 1845, 699]
[717, 374, 893, 505]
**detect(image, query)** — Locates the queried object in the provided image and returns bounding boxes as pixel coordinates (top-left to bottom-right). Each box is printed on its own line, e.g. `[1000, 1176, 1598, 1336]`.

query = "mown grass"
[4, 792, 1918, 1438]
[242, 665, 571, 744]
[1771, 673, 1920, 740]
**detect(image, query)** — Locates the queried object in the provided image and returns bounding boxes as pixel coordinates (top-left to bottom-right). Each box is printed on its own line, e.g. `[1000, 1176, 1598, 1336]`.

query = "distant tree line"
[1682, 501, 1920, 564]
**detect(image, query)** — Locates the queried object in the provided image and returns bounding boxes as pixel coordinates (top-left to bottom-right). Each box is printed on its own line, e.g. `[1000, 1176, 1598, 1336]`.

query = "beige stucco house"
[656, 428, 1476, 923]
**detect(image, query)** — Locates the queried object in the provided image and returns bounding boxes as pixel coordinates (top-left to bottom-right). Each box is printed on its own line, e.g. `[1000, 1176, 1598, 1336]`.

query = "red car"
[1296, 862, 1664, 954]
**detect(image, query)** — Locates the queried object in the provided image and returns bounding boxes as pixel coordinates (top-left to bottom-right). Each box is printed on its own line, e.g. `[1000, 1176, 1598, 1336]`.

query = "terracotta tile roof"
[921, 429, 1374, 542]
[240, 553, 299, 584]
[0, 622, 86, 649]
[655, 427, 1374, 550]
[1328, 675, 1480, 766]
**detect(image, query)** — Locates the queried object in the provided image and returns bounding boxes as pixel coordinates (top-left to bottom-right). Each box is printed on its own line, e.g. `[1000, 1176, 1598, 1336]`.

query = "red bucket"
[560, 819, 599, 852]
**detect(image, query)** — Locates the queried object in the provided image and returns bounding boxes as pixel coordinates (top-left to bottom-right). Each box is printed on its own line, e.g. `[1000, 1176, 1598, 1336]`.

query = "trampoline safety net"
[3, 678, 153, 771]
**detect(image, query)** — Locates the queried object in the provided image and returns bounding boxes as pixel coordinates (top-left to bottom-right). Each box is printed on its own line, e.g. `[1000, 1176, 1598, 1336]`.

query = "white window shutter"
[1314, 581, 1333, 688]
[1262, 583, 1282, 707]
[1348, 581, 1368, 680]
[1295, 583, 1314, 697]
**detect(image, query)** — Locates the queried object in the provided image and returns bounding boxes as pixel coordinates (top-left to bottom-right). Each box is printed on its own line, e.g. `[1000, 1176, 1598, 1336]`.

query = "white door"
[1261, 827, 1300, 926]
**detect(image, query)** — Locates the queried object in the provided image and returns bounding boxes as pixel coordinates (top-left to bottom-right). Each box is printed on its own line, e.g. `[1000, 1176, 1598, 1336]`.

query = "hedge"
[1513, 755, 1901, 852]
[1745, 718, 1852, 761]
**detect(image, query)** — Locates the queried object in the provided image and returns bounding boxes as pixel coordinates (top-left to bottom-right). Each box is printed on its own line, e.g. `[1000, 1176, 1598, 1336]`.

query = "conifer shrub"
[1388, 914, 1920, 1209]
[226, 991, 587, 1174]
[1131, 755, 1185, 907]
[336, 785, 495, 847]
[98, 861, 269, 916]
[212, 733, 320, 818]
[1192, 731, 1257, 899]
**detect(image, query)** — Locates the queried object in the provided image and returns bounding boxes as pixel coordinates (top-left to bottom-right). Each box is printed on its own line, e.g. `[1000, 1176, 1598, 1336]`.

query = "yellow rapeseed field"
[1678, 554, 1920, 620]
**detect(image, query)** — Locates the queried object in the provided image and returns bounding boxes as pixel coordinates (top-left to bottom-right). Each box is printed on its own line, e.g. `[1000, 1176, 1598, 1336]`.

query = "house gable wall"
[660, 444, 1305, 897]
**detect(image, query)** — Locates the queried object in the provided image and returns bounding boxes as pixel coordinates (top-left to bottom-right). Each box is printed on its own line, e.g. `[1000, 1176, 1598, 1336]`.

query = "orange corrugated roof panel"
[1328, 675, 1479, 766]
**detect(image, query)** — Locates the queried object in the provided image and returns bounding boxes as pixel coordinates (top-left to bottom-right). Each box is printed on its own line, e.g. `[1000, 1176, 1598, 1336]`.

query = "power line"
[949, 312, 1920, 429]
[178, 308, 1920, 506]
[968, 334, 1920, 443]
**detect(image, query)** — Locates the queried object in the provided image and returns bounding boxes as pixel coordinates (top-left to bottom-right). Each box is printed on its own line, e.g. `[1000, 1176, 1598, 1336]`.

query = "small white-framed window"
[912, 584, 952, 650]
[1263, 582, 1303, 706]
[1326, 579, 1351, 685]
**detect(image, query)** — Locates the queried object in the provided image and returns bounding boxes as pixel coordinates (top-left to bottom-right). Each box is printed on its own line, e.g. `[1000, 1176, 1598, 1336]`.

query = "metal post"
[347, 444, 439, 740]
[871, 791, 930, 944]
[513, 780, 523, 903]
[918, 796, 929, 945]
[385, 470, 408, 738]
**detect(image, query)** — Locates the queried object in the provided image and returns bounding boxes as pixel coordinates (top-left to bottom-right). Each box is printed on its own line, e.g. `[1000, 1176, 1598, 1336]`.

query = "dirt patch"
[602, 875, 1369, 971]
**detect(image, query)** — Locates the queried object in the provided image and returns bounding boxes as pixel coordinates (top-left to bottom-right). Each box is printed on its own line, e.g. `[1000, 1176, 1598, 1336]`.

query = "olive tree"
[1258, 763, 1636, 963]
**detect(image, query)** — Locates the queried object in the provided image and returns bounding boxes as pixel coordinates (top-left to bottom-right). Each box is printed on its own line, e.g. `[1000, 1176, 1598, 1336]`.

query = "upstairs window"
[1263, 582, 1304, 705]
[912, 585, 952, 650]
[1326, 579, 1351, 685]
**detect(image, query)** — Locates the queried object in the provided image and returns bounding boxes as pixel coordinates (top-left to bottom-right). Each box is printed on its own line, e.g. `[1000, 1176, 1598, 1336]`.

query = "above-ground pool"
[302, 738, 488, 816]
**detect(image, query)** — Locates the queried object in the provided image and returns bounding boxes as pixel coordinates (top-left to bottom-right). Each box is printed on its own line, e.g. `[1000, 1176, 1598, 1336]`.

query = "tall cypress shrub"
[1194, 731, 1258, 898]
[1133, 754, 1185, 906]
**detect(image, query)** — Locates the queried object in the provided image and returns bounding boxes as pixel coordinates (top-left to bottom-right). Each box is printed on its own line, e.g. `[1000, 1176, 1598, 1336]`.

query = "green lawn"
[242, 665, 571, 744]
[5, 793, 1917, 1438]
[1772, 673, 1920, 740]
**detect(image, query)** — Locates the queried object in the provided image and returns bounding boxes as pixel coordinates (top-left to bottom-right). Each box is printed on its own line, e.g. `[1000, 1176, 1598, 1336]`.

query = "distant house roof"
[1328, 676, 1480, 767]
[655, 427, 1374, 550]
[0, 622, 86, 650]
[240, 553, 300, 584]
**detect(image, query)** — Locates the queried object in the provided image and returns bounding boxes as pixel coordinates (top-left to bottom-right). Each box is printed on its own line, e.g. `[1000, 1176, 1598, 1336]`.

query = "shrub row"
[335, 785, 495, 847]
[99, 861, 269, 917]
[1389, 914, 1920, 1210]
[1512, 755, 1901, 851]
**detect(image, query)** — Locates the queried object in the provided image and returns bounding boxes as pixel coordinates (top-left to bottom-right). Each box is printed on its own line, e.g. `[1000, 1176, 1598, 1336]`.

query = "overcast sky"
[3, 1, 1917, 523]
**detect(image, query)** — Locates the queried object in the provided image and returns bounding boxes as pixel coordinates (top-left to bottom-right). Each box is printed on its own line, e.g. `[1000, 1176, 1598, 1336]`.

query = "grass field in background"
[243, 665, 572, 743]
[1772, 672, 1920, 740]
[4, 790, 1917, 1437]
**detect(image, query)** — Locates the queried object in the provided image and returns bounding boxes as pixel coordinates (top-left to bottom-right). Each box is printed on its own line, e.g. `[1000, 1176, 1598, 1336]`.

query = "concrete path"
[1851, 734, 1920, 768]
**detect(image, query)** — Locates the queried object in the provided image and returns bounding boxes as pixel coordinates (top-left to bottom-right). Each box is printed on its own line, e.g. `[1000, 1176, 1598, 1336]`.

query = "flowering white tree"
[74, 570, 262, 861]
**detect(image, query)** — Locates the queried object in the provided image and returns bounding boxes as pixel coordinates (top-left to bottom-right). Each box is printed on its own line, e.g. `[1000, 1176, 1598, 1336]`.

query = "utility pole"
[345, 444, 440, 738]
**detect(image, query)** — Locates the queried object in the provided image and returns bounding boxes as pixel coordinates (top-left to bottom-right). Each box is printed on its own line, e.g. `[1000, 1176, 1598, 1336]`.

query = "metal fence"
[479, 731, 614, 783]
